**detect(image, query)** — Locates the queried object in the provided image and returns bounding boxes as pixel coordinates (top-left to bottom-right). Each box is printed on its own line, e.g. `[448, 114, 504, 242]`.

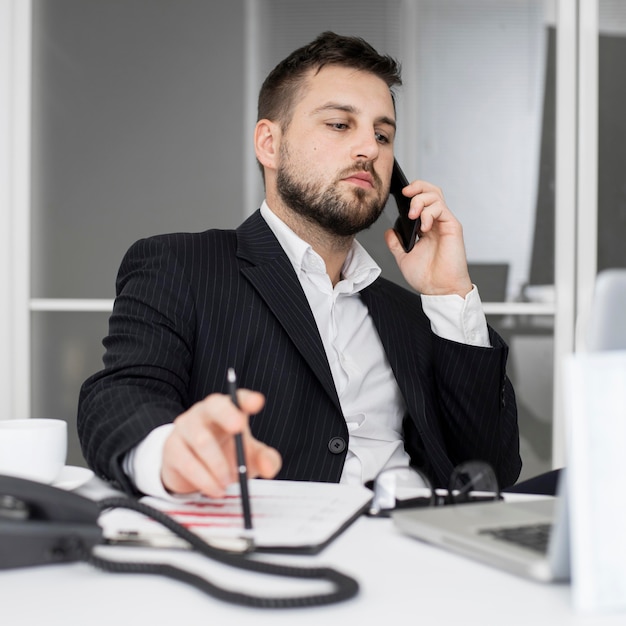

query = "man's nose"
[351, 129, 380, 161]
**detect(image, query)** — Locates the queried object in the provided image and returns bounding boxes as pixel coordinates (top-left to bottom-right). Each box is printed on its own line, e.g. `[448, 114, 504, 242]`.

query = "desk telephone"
[0, 474, 102, 569]
[0, 474, 358, 608]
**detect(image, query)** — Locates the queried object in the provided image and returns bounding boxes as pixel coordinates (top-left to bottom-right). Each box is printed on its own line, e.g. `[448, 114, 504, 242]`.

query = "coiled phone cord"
[86, 496, 359, 609]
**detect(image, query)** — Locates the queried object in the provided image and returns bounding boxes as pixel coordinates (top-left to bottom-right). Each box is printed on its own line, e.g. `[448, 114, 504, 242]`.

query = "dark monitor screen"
[529, 27, 626, 287]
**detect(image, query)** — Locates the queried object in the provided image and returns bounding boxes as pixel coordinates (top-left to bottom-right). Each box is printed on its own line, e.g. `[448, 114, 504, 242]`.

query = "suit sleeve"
[77, 236, 196, 493]
[430, 326, 521, 489]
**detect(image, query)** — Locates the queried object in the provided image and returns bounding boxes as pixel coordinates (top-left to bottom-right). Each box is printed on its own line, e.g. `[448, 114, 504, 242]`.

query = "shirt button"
[328, 437, 347, 454]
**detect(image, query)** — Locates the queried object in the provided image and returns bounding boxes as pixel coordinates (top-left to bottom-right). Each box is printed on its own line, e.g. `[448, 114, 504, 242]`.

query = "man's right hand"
[161, 389, 282, 497]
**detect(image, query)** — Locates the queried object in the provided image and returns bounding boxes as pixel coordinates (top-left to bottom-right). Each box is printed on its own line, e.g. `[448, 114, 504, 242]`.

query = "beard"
[276, 143, 388, 238]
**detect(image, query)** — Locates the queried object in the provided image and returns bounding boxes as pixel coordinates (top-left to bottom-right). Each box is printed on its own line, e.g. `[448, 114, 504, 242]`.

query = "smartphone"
[390, 159, 420, 252]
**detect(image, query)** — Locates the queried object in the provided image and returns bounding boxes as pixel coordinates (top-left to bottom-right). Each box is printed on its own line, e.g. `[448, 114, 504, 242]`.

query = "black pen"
[227, 367, 253, 531]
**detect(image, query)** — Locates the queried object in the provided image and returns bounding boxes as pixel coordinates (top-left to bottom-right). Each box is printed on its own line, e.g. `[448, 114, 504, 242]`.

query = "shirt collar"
[260, 201, 381, 293]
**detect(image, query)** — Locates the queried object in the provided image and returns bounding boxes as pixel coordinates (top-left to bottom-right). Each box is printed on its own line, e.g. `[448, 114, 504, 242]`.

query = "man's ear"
[254, 119, 281, 171]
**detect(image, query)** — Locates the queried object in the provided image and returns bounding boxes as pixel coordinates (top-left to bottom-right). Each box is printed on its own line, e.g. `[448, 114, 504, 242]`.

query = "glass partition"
[597, 2, 626, 273]
[30, 0, 558, 480]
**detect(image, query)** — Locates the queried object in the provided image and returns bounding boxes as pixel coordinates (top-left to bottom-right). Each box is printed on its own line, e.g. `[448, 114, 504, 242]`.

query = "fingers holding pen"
[162, 393, 244, 497]
[161, 389, 281, 498]
[231, 388, 282, 479]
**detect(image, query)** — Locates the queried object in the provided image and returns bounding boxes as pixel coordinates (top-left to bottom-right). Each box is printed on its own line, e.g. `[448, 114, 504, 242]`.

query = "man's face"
[275, 65, 396, 237]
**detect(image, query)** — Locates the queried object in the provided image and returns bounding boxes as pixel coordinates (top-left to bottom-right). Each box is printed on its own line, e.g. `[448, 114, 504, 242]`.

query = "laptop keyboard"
[479, 523, 552, 554]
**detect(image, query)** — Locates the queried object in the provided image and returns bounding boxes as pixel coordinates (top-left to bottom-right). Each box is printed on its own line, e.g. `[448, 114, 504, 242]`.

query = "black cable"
[87, 496, 359, 609]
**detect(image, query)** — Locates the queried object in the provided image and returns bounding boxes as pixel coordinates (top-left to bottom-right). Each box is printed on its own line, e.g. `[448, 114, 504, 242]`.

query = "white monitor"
[585, 269, 626, 351]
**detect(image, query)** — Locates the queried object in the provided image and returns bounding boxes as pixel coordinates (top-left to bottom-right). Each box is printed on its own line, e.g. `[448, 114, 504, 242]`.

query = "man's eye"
[328, 122, 349, 130]
[375, 132, 390, 144]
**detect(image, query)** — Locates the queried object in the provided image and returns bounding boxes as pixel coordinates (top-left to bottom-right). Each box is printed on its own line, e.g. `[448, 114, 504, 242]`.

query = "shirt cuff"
[123, 423, 180, 499]
[420, 285, 491, 347]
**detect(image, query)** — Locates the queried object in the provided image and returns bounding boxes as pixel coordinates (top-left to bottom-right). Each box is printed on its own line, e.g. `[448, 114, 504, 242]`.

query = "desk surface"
[1, 477, 623, 625]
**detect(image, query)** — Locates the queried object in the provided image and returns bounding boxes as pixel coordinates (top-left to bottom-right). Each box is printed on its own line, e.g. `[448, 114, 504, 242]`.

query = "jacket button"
[328, 437, 346, 454]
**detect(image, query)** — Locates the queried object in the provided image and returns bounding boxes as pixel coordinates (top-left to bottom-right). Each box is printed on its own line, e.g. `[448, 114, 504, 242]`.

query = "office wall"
[31, 0, 248, 300]
[30, 0, 248, 464]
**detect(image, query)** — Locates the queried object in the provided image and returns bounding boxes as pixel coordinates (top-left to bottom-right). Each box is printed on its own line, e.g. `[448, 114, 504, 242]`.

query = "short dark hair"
[257, 31, 402, 128]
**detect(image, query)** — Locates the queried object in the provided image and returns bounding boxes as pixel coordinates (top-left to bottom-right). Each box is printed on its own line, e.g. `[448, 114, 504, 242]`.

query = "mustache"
[337, 162, 383, 189]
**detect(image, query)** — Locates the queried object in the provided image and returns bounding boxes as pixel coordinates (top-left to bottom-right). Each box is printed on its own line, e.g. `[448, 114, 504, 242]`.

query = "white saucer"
[53, 465, 94, 490]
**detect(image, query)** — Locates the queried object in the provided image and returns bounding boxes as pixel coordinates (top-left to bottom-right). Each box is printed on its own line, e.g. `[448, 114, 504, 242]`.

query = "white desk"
[1, 477, 623, 625]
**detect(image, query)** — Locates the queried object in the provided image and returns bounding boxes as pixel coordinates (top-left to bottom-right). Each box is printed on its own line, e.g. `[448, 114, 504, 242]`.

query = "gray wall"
[31, 0, 248, 465]
[32, 0, 248, 300]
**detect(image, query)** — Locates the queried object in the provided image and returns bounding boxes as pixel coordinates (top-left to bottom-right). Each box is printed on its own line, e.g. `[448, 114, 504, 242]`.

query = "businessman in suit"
[78, 32, 521, 498]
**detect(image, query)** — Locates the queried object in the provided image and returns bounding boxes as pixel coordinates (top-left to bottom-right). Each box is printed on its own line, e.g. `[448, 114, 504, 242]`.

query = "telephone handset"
[0, 474, 358, 608]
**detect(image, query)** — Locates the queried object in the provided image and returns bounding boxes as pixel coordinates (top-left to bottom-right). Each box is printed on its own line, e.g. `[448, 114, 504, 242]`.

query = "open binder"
[100, 479, 373, 554]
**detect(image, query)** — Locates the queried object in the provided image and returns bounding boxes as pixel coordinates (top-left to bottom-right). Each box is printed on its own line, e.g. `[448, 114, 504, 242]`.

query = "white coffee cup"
[0, 418, 67, 483]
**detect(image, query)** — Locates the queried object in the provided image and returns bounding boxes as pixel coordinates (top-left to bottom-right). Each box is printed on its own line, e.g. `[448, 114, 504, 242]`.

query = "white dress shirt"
[124, 202, 491, 496]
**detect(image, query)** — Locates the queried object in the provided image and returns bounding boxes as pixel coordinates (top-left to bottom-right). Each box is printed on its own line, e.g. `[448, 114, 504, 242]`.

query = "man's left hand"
[385, 179, 473, 297]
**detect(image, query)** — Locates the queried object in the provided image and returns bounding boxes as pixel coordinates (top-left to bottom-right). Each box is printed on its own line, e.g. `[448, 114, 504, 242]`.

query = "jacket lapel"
[235, 212, 340, 411]
[359, 282, 423, 403]
[360, 281, 453, 475]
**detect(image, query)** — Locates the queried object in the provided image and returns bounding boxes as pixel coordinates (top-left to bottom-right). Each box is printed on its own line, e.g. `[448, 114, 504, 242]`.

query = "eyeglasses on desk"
[367, 460, 502, 518]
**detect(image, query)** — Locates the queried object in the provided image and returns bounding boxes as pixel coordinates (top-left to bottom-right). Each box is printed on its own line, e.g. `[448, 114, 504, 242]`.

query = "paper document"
[99, 479, 372, 554]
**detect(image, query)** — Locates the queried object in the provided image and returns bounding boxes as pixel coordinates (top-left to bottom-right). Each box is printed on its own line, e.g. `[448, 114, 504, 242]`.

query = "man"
[78, 32, 521, 498]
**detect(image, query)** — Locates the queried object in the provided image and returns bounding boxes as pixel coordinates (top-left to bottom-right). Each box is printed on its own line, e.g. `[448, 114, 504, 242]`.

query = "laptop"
[393, 268, 626, 584]
[392, 479, 569, 582]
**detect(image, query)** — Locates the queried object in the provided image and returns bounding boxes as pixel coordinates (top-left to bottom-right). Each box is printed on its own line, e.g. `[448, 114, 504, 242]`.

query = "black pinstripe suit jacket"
[77, 210, 521, 494]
